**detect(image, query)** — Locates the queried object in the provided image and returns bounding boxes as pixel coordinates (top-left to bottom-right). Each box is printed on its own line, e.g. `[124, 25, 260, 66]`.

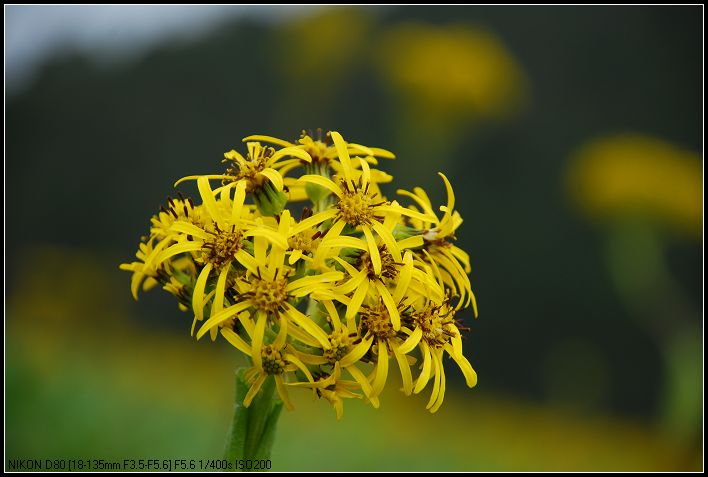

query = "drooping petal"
[362, 225, 381, 277]
[169, 221, 210, 240]
[243, 374, 267, 407]
[251, 311, 268, 372]
[259, 168, 284, 191]
[397, 326, 422, 355]
[371, 340, 389, 397]
[345, 277, 369, 320]
[242, 135, 294, 148]
[275, 375, 294, 411]
[392, 251, 413, 303]
[298, 175, 343, 198]
[192, 263, 213, 324]
[370, 220, 402, 262]
[220, 328, 253, 356]
[196, 300, 253, 340]
[374, 280, 400, 331]
[321, 300, 342, 331]
[289, 208, 338, 236]
[152, 241, 202, 267]
[339, 335, 373, 367]
[392, 344, 414, 396]
[282, 303, 330, 348]
[414, 342, 432, 394]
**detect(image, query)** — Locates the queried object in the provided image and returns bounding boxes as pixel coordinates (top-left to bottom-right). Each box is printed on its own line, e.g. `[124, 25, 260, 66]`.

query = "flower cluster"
[121, 129, 478, 418]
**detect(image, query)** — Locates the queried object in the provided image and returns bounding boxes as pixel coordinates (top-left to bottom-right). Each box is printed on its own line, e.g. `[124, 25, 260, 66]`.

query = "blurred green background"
[5, 5, 703, 471]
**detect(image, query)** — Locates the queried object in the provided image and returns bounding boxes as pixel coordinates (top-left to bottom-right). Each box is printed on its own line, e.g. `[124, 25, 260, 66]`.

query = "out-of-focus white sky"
[5, 5, 318, 93]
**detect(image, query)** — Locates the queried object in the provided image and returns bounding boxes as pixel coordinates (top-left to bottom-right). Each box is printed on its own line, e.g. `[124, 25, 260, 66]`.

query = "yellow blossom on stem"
[121, 128, 480, 419]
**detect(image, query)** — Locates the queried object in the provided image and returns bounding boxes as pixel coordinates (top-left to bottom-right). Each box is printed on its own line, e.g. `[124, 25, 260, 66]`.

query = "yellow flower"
[122, 129, 481, 417]
[566, 134, 702, 236]
[246, 130, 396, 204]
[175, 141, 311, 192]
[288, 363, 363, 420]
[220, 318, 313, 410]
[398, 173, 478, 314]
[195, 231, 343, 349]
[402, 300, 478, 412]
[293, 132, 429, 272]
[376, 23, 527, 120]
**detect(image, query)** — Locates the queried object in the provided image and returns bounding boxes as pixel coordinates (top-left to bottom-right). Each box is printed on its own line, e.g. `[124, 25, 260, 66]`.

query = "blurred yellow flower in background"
[275, 8, 374, 101]
[376, 23, 528, 121]
[566, 135, 702, 236]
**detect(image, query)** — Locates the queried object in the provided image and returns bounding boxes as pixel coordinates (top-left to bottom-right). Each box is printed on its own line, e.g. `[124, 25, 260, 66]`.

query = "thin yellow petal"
[370, 220, 402, 262]
[192, 263, 213, 323]
[430, 356, 446, 413]
[393, 251, 413, 303]
[297, 174, 342, 198]
[321, 299, 342, 331]
[447, 344, 478, 388]
[196, 300, 252, 340]
[396, 235, 424, 250]
[243, 375, 267, 407]
[362, 225, 381, 276]
[346, 364, 377, 404]
[320, 236, 368, 251]
[426, 352, 441, 409]
[397, 326, 422, 355]
[275, 375, 294, 411]
[169, 221, 210, 240]
[197, 176, 223, 226]
[330, 131, 354, 189]
[235, 249, 259, 275]
[286, 271, 344, 292]
[273, 316, 289, 349]
[358, 157, 371, 188]
[374, 280, 400, 330]
[345, 277, 369, 320]
[242, 135, 294, 148]
[284, 353, 314, 383]
[251, 311, 268, 372]
[245, 228, 288, 250]
[282, 303, 330, 348]
[289, 208, 338, 236]
[174, 174, 235, 188]
[393, 345, 413, 395]
[231, 180, 247, 224]
[272, 146, 312, 163]
[152, 241, 202, 267]
[340, 335, 373, 367]
[221, 328, 252, 356]
[414, 342, 432, 394]
[259, 168, 284, 191]
[371, 340, 389, 396]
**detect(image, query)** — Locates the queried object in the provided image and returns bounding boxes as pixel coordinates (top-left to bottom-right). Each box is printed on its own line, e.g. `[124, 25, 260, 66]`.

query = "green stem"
[224, 369, 283, 471]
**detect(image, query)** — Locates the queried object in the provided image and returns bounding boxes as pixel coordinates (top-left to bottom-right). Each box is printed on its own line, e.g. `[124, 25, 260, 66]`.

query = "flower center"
[202, 231, 243, 268]
[337, 187, 377, 226]
[261, 345, 286, 375]
[299, 129, 331, 164]
[358, 246, 399, 280]
[413, 303, 456, 348]
[224, 143, 273, 192]
[249, 276, 289, 313]
[360, 303, 397, 341]
[323, 330, 357, 364]
[288, 230, 320, 253]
